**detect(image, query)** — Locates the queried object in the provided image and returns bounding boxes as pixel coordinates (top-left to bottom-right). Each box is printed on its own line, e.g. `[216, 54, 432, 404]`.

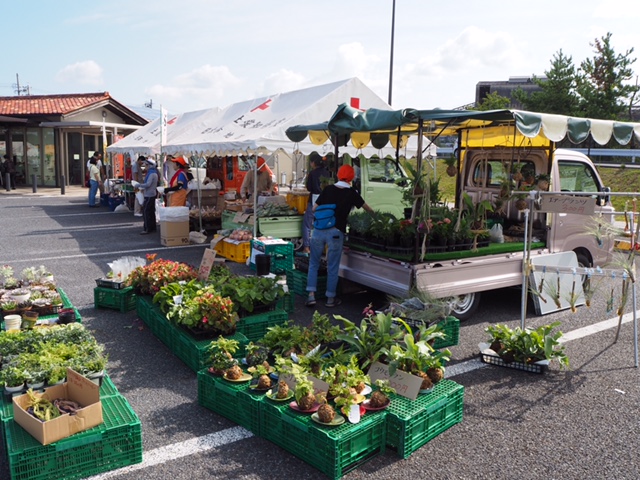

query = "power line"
[12, 74, 30, 96]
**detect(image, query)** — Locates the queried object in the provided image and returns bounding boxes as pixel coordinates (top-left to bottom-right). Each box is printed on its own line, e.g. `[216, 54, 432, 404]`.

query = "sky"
[2, 0, 639, 116]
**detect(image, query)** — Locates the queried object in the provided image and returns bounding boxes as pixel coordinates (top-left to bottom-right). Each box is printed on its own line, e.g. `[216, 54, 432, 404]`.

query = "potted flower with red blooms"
[126, 256, 197, 295]
[191, 285, 238, 336]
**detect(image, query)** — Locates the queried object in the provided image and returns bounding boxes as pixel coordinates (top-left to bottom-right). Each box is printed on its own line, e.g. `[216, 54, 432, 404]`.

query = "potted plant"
[482, 322, 569, 370]
[8, 288, 30, 304]
[46, 364, 67, 386]
[368, 379, 396, 408]
[207, 336, 240, 376]
[0, 265, 14, 286]
[444, 155, 457, 177]
[293, 374, 317, 411]
[1, 366, 27, 393]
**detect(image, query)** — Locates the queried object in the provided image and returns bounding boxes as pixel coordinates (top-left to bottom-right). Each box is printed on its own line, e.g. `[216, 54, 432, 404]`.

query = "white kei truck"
[285, 107, 639, 320]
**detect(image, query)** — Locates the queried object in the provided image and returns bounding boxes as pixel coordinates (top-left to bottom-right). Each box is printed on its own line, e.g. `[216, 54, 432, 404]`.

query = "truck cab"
[350, 155, 406, 218]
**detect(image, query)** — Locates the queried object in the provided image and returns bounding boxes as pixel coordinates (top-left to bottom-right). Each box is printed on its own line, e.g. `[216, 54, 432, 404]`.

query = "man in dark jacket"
[301, 153, 331, 254]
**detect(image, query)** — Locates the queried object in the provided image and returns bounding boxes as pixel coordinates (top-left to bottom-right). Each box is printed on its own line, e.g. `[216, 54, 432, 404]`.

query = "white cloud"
[261, 70, 307, 97]
[146, 65, 242, 111]
[593, 0, 640, 19]
[55, 60, 103, 86]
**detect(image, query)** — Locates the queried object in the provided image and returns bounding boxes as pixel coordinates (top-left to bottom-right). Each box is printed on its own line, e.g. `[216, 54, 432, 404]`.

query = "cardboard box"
[12, 368, 103, 445]
[160, 220, 190, 246]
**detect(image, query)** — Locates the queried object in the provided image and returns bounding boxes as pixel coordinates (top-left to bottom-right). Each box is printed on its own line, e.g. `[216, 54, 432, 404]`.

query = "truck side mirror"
[598, 186, 611, 206]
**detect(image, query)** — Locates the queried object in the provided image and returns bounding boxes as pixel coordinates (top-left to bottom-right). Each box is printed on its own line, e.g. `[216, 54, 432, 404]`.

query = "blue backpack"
[313, 204, 337, 230]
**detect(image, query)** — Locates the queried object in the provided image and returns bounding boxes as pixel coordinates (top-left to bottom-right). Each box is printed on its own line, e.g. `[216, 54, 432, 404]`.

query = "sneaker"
[134, 213, 143, 217]
[305, 296, 316, 307]
[325, 298, 342, 308]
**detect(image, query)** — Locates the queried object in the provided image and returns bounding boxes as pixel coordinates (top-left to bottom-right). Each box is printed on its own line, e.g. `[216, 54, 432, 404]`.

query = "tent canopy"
[161, 78, 409, 158]
[286, 106, 640, 151]
[106, 107, 218, 156]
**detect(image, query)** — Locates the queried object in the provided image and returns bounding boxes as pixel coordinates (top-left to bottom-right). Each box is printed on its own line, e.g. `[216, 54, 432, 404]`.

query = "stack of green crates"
[1, 374, 142, 480]
[385, 379, 464, 458]
[94, 286, 137, 313]
[250, 239, 294, 274]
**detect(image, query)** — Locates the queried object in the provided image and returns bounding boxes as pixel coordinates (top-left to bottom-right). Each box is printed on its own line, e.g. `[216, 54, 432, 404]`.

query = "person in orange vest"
[164, 156, 192, 207]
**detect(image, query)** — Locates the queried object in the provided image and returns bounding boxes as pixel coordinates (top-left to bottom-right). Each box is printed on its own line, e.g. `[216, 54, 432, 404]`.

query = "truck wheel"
[447, 292, 481, 321]
[287, 238, 304, 252]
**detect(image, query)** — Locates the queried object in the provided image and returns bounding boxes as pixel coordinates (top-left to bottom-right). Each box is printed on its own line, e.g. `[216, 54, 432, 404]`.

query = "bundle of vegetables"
[255, 203, 298, 217]
[228, 228, 253, 242]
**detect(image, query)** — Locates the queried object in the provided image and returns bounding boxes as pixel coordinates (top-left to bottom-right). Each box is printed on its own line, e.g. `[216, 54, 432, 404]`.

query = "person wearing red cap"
[164, 156, 192, 207]
[306, 164, 375, 308]
[240, 156, 274, 199]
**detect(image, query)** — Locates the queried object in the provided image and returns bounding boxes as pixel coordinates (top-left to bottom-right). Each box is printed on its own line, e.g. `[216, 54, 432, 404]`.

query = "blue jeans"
[88, 179, 99, 206]
[307, 227, 344, 298]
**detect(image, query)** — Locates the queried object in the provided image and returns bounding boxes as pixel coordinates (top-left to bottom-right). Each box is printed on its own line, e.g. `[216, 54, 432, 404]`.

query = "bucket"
[22, 310, 38, 329]
[57, 308, 76, 324]
[4, 314, 22, 331]
[255, 254, 271, 276]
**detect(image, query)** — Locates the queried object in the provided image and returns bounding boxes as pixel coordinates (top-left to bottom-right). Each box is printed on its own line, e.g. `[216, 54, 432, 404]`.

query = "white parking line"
[86, 426, 253, 479]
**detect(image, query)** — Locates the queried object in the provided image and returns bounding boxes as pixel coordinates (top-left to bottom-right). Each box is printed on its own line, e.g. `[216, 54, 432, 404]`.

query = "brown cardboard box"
[160, 220, 190, 246]
[13, 368, 103, 445]
[189, 189, 223, 209]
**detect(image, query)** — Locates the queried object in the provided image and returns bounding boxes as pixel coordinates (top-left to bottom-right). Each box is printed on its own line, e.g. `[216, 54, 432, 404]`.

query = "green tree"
[575, 32, 638, 120]
[474, 91, 511, 111]
[513, 49, 579, 115]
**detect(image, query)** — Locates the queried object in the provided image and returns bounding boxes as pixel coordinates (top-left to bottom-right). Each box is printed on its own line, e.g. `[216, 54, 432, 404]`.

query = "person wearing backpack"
[164, 155, 192, 207]
[306, 164, 374, 308]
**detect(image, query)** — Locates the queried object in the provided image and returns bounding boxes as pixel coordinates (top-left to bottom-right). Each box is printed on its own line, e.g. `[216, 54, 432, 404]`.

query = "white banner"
[160, 107, 168, 146]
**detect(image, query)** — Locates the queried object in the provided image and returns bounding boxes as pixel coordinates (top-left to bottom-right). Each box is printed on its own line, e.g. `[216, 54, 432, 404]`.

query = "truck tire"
[448, 292, 481, 321]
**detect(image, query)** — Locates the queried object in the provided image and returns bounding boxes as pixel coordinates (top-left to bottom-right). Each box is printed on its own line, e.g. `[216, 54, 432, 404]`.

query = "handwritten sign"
[367, 362, 423, 400]
[232, 212, 254, 224]
[539, 195, 596, 215]
[198, 248, 217, 281]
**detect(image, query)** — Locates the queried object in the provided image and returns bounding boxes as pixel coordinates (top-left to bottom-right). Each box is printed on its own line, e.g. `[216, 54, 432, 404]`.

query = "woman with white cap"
[132, 157, 159, 234]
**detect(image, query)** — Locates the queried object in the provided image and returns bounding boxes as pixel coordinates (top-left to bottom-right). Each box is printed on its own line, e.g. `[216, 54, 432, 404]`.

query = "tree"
[512, 49, 579, 116]
[474, 91, 511, 111]
[575, 32, 639, 120]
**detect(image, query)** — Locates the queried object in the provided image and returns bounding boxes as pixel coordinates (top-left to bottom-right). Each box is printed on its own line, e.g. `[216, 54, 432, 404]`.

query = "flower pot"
[9, 292, 30, 303]
[21, 311, 38, 329]
[26, 381, 45, 390]
[85, 370, 105, 386]
[3, 314, 22, 331]
[4, 384, 24, 395]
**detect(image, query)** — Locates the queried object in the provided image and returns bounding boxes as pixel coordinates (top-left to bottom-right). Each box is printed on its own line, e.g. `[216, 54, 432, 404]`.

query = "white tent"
[107, 107, 219, 156]
[162, 78, 408, 158]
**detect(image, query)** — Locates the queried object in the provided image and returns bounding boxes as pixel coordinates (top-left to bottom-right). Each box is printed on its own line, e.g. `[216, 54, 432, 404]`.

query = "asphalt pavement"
[1, 186, 639, 480]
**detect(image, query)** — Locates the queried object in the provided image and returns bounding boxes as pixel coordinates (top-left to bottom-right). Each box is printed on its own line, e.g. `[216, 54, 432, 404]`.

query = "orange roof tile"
[0, 92, 111, 116]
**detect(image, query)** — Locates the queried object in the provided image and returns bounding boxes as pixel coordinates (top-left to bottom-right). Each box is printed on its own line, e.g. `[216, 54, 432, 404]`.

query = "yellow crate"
[286, 193, 309, 215]
[222, 240, 251, 263]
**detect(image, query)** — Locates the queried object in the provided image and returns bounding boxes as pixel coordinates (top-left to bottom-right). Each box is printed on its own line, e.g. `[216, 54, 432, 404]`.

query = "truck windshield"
[558, 161, 600, 193]
[367, 157, 404, 183]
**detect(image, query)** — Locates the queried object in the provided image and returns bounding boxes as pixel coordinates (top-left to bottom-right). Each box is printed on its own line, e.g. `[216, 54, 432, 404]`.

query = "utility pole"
[12, 74, 30, 96]
[388, 0, 396, 106]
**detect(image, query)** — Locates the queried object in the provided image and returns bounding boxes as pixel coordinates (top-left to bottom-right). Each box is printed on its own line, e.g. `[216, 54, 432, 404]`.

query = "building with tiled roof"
[0, 92, 147, 187]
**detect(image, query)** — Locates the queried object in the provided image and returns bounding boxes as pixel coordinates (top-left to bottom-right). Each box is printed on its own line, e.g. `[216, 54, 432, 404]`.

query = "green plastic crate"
[277, 293, 295, 314]
[432, 316, 461, 349]
[5, 394, 142, 480]
[250, 240, 294, 274]
[260, 400, 386, 480]
[172, 325, 248, 373]
[135, 295, 155, 323]
[286, 268, 328, 299]
[236, 308, 288, 342]
[197, 370, 263, 434]
[385, 379, 464, 458]
[94, 286, 137, 313]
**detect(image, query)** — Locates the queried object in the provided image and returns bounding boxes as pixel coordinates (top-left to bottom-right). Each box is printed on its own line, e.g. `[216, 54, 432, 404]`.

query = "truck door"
[548, 155, 615, 266]
[359, 156, 406, 218]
